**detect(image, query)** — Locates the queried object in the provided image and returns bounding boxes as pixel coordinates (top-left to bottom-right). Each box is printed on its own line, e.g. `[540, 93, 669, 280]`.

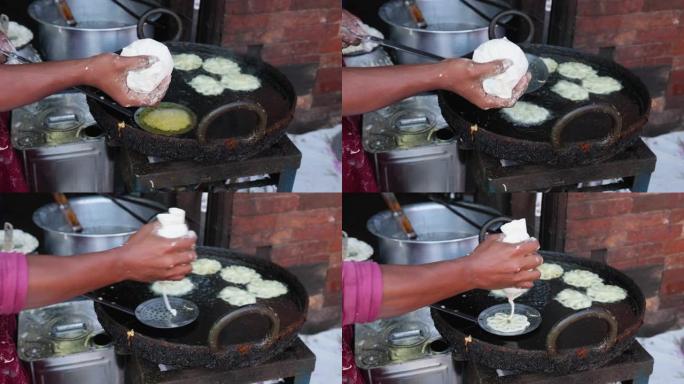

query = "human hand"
[84, 53, 171, 108]
[437, 58, 531, 110]
[461, 234, 542, 290]
[341, 9, 366, 48]
[116, 222, 196, 282]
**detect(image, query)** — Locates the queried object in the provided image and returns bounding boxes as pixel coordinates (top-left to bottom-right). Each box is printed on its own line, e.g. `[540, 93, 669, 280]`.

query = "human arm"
[342, 60, 531, 116]
[0, 51, 170, 112]
[19, 222, 196, 311]
[342, 234, 542, 324]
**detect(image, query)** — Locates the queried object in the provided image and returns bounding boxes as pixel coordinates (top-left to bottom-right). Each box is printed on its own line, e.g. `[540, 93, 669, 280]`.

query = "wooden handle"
[52, 193, 83, 233]
[381, 193, 418, 240]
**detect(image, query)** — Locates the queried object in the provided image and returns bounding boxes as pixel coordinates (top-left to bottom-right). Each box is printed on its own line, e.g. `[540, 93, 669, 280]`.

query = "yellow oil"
[142, 108, 192, 132]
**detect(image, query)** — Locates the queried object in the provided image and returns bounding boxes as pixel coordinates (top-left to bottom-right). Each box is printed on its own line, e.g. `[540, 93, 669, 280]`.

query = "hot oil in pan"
[446, 51, 646, 143]
[93, 259, 304, 347]
[435, 259, 640, 351]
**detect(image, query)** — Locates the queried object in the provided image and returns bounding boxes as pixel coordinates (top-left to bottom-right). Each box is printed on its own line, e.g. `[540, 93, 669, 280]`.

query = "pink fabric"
[342, 115, 379, 193]
[342, 261, 383, 326]
[0, 252, 30, 384]
[0, 252, 28, 315]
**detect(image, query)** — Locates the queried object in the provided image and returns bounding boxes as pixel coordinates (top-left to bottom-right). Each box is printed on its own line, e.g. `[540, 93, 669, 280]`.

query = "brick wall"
[221, 0, 341, 133]
[573, 0, 684, 135]
[564, 193, 684, 335]
[229, 193, 341, 331]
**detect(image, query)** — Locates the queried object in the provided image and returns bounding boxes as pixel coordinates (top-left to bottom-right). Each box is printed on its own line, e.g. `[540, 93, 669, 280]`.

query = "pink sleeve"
[342, 261, 383, 325]
[0, 252, 28, 314]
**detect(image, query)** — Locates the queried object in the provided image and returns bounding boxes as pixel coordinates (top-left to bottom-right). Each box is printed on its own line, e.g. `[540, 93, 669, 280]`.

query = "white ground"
[287, 125, 342, 192]
[637, 327, 684, 383]
[643, 131, 684, 192]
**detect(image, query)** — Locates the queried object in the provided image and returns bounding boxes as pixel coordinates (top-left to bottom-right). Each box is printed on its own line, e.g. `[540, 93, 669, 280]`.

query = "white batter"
[344, 237, 374, 261]
[188, 75, 224, 96]
[472, 37, 529, 99]
[586, 283, 627, 303]
[555, 288, 592, 310]
[541, 57, 558, 73]
[191, 258, 222, 275]
[173, 53, 203, 71]
[7, 21, 33, 48]
[121, 39, 174, 94]
[2, 228, 39, 254]
[558, 62, 597, 80]
[537, 263, 564, 280]
[489, 289, 508, 299]
[247, 279, 288, 299]
[220, 73, 261, 92]
[552, 80, 590, 101]
[220, 265, 262, 285]
[562, 269, 604, 288]
[217, 286, 257, 306]
[150, 278, 195, 296]
[582, 76, 623, 94]
[342, 23, 384, 55]
[202, 57, 241, 75]
[501, 101, 551, 126]
[485, 312, 530, 333]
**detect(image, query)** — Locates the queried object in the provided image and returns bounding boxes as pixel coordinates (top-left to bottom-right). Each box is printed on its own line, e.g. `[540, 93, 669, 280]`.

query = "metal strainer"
[88, 295, 199, 329]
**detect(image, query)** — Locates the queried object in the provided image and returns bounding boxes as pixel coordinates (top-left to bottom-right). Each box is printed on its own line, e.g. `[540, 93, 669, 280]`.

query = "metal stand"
[126, 338, 315, 384]
[464, 341, 653, 384]
[120, 135, 302, 192]
[470, 138, 656, 193]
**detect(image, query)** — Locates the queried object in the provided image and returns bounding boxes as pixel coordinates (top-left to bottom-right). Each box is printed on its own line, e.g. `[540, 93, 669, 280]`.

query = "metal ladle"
[360, 35, 549, 94]
[87, 294, 199, 329]
[431, 302, 542, 336]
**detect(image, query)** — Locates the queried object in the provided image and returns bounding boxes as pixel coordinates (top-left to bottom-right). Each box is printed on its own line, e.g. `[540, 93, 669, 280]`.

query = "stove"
[362, 94, 466, 192]
[119, 136, 302, 192]
[463, 341, 653, 384]
[469, 138, 656, 193]
[125, 337, 315, 384]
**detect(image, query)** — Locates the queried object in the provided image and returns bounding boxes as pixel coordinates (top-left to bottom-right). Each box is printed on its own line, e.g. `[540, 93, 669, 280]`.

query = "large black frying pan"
[430, 250, 645, 373]
[91, 247, 308, 368]
[87, 41, 296, 162]
[439, 44, 651, 166]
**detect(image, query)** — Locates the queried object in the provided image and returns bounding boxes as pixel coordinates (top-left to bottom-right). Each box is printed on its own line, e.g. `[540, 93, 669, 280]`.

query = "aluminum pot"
[28, 0, 158, 61]
[379, 0, 532, 65]
[33, 196, 165, 256]
[367, 202, 500, 265]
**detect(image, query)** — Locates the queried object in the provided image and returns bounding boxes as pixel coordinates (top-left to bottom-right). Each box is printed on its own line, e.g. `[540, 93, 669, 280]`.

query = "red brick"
[662, 268, 684, 295]
[575, 15, 624, 34]
[622, 10, 682, 31]
[614, 43, 672, 62]
[565, 232, 627, 251]
[626, 225, 683, 245]
[607, 242, 663, 262]
[231, 214, 278, 235]
[664, 240, 684, 255]
[633, 193, 684, 211]
[233, 194, 300, 216]
[674, 56, 684, 70]
[276, 208, 338, 229]
[325, 264, 341, 292]
[271, 240, 333, 259]
[665, 253, 684, 269]
[643, 0, 684, 11]
[618, 56, 673, 68]
[577, 0, 644, 16]
[298, 193, 341, 210]
[290, 222, 338, 242]
[567, 197, 633, 219]
[292, 0, 339, 9]
[246, 0, 292, 13]
[634, 26, 683, 44]
[672, 209, 684, 224]
[314, 67, 341, 93]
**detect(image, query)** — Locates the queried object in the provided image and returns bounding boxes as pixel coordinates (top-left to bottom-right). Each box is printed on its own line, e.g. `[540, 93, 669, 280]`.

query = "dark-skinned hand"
[462, 233, 542, 290]
[438, 58, 531, 110]
[84, 53, 171, 108]
[115, 222, 196, 282]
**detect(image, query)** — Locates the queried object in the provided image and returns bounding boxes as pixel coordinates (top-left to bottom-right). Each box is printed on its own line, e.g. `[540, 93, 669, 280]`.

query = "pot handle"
[196, 101, 268, 149]
[208, 305, 280, 352]
[550, 104, 623, 153]
[478, 216, 512, 243]
[137, 8, 184, 42]
[488, 10, 535, 44]
[546, 307, 618, 355]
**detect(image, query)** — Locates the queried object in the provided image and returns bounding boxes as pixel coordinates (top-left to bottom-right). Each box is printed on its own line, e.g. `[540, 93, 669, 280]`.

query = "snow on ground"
[637, 327, 684, 383]
[299, 327, 342, 384]
[642, 131, 684, 192]
[288, 125, 342, 192]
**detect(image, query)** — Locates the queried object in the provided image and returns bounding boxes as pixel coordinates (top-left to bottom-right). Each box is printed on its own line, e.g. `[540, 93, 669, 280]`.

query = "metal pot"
[33, 196, 164, 256]
[28, 0, 158, 61]
[367, 201, 500, 265]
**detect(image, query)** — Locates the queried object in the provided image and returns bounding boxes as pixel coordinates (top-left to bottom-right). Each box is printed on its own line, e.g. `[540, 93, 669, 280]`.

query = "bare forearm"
[0, 59, 94, 111]
[342, 64, 445, 116]
[379, 258, 475, 318]
[25, 249, 125, 309]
